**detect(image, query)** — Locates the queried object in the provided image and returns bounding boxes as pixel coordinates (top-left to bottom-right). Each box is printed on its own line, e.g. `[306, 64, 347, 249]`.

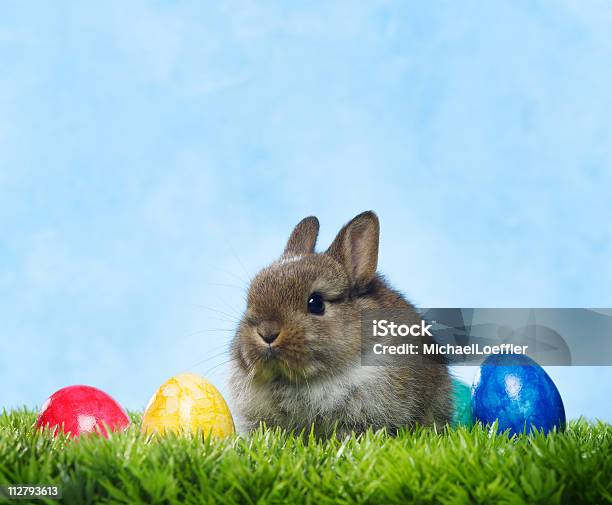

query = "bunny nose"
[257, 321, 280, 344]
[259, 331, 279, 344]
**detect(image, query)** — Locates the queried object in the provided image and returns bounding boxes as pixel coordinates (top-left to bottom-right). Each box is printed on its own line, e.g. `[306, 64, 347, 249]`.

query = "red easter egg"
[36, 385, 130, 437]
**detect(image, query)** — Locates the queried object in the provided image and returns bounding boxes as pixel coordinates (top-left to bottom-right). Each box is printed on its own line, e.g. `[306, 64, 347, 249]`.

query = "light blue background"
[1, 1, 611, 421]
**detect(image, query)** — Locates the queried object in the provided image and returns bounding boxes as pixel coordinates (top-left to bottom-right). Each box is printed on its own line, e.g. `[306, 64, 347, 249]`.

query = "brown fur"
[230, 211, 452, 437]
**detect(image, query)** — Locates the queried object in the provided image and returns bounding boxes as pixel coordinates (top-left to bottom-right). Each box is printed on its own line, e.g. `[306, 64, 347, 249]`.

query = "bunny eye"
[307, 292, 325, 315]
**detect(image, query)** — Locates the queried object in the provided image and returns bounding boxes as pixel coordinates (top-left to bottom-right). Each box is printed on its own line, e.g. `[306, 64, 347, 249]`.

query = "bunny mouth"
[263, 345, 278, 359]
[255, 345, 282, 368]
[255, 346, 310, 382]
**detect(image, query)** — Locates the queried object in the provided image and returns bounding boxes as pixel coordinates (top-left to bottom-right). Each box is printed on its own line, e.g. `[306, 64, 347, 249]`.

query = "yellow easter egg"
[141, 373, 235, 437]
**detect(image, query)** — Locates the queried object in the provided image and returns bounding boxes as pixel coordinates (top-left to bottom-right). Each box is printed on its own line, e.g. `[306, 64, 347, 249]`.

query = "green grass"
[1, 410, 611, 505]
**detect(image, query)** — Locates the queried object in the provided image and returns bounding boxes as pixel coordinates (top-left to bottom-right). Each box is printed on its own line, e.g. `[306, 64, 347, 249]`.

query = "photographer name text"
[372, 342, 528, 356]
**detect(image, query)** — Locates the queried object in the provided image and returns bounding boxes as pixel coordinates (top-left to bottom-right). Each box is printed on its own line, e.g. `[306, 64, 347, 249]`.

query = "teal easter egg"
[451, 378, 473, 427]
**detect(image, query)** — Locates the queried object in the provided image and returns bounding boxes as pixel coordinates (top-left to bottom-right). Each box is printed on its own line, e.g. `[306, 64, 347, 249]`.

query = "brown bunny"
[230, 211, 452, 437]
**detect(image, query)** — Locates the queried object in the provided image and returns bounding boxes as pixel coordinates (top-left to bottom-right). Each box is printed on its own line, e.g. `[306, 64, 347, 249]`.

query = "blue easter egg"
[472, 354, 565, 436]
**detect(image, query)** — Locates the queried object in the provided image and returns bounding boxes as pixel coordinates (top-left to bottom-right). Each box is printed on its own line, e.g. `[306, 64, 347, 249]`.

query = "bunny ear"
[283, 216, 320, 256]
[327, 211, 379, 288]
